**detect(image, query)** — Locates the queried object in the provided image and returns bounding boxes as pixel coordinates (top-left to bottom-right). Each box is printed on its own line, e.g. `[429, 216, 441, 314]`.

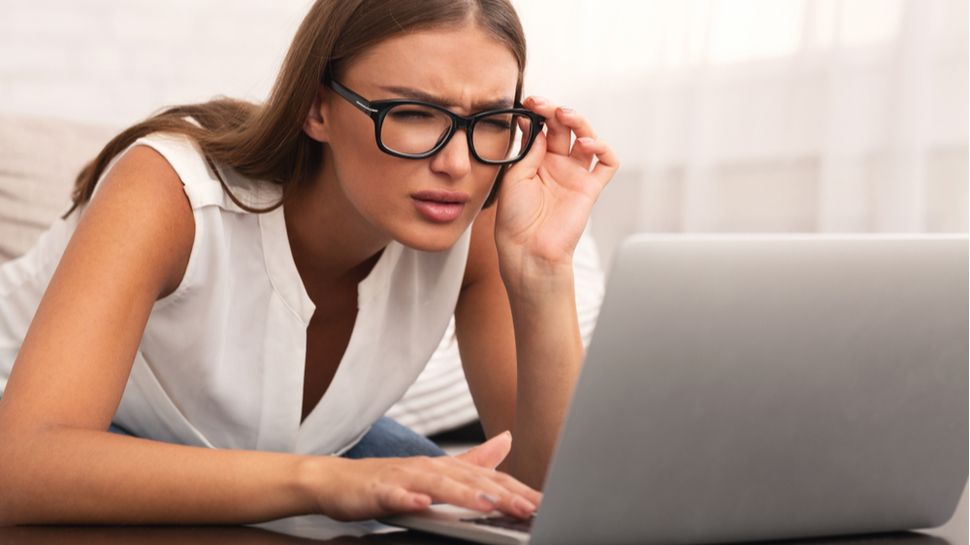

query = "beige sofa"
[0, 114, 119, 262]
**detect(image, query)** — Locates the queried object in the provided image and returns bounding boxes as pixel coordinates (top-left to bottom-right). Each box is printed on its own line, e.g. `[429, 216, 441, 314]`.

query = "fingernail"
[559, 106, 574, 114]
[479, 491, 499, 504]
[578, 137, 594, 145]
[502, 430, 512, 440]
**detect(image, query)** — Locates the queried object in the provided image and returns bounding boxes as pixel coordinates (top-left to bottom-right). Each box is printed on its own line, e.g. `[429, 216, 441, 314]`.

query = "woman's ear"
[303, 85, 332, 143]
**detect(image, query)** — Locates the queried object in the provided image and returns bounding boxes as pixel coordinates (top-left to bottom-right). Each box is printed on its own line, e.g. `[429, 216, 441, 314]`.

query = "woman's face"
[317, 23, 520, 252]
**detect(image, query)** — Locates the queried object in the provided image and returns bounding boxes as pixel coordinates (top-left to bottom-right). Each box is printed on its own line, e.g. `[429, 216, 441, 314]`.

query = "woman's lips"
[411, 190, 469, 224]
[412, 198, 465, 223]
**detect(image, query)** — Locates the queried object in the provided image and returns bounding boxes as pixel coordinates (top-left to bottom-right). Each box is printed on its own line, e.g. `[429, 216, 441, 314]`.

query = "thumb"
[454, 430, 512, 469]
[503, 130, 546, 187]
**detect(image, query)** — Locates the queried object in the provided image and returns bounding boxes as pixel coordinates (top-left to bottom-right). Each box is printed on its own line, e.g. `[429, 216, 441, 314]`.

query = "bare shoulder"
[79, 143, 195, 300]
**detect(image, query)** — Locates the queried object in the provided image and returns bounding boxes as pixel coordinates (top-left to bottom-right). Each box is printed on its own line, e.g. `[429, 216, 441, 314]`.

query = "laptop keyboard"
[459, 513, 535, 533]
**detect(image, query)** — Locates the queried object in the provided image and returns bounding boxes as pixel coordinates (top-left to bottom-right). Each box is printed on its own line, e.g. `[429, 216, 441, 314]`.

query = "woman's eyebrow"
[377, 85, 514, 110]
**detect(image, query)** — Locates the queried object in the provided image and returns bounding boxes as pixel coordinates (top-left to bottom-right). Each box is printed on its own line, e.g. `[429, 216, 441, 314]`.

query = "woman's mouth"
[411, 190, 469, 223]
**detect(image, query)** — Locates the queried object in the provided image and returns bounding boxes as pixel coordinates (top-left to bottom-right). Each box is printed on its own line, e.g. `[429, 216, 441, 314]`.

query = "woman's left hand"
[495, 96, 619, 284]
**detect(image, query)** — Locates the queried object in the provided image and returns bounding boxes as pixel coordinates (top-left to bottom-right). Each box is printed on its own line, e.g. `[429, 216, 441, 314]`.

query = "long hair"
[60, 0, 527, 220]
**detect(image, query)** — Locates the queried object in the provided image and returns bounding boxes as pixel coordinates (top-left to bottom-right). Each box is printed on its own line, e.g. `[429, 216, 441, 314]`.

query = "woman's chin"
[393, 223, 469, 253]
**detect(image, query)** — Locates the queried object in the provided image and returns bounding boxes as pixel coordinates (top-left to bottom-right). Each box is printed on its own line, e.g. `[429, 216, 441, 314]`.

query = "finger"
[501, 129, 546, 188]
[555, 107, 598, 141]
[449, 456, 544, 509]
[436, 456, 539, 517]
[463, 470, 538, 519]
[574, 137, 618, 174]
[405, 469, 505, 514]
[569, 137, 597, 171]
[556, 108, 599, 169]
[588, 139, 621, 187]
[454, 430, 511, 469]
[377, 483, 432, 513]
[524, 96, 570, 156]
[411, 459, 539, 519]
[488, 468, 544, 508]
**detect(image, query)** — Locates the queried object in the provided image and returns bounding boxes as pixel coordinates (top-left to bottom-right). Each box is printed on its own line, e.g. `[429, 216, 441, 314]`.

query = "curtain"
[513, 0, 968, 269]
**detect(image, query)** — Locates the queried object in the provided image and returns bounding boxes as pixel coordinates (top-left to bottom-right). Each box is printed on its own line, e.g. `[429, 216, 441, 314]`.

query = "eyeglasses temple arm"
[327, 79, 379, 115]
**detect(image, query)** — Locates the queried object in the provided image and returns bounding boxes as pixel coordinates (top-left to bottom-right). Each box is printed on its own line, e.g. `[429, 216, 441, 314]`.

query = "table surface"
[1, 485, 964, 545]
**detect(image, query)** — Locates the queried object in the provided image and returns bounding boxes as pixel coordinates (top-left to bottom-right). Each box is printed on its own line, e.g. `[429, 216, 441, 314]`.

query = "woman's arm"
[0, 146, 322, 524]
[1, 429, 322, 525]
[455, 207, 582, 491]
[503, 260, 583, 491]
[454, 206, 517, 446]
[457, 97, 619, 491]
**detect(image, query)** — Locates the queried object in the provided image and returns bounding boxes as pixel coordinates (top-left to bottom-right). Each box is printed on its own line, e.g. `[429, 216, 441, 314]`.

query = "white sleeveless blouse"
[0, 129, 472, 456]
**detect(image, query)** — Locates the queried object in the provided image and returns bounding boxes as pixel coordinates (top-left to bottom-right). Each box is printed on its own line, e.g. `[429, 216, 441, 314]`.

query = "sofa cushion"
[0, 114, 119, 263]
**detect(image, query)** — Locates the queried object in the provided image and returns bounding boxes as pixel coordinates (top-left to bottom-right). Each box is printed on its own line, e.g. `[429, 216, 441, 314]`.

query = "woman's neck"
[281, 164, 389, 292]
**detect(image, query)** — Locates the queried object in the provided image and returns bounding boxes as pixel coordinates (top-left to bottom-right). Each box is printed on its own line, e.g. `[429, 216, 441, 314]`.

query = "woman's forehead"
[347, 26, 519, 107]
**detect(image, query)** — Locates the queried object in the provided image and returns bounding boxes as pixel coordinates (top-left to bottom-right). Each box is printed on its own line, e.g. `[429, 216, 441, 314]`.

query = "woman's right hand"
[304, 431, 543, 522]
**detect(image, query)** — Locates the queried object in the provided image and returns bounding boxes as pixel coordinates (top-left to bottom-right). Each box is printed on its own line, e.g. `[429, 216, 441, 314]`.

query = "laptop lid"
[531, 235, 968, 545]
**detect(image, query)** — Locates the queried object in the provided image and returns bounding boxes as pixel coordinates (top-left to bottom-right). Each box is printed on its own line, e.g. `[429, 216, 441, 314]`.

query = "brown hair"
[61, 0, 528, 220]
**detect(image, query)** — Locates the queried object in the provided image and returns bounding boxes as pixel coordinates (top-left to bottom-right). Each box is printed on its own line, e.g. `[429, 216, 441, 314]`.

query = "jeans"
[107, 416, 446, 458]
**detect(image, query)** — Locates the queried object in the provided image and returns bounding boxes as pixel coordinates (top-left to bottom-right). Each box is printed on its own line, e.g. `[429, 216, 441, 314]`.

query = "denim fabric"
[105, 416, 446, 458]
[107, 422, 135, 435]
[340, 416, 446, 459]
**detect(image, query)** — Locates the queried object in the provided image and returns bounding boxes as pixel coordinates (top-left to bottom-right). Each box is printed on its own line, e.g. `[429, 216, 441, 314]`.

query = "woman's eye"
[391, 110, 433, 120]
[481, 119, 512, 130]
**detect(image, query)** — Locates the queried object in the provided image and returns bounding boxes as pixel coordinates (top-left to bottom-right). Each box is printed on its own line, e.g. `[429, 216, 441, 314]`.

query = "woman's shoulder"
[121, 129, 281, 216]
[90, 144, 197, 302]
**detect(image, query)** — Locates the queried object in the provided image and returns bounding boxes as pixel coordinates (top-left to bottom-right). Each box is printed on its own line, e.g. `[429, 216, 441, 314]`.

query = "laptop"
[379, 234, 968, 545]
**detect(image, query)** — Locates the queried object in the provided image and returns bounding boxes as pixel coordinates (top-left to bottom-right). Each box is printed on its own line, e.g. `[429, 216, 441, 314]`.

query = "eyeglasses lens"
[380, 104, 534, 162]
[473, 112, 534, 162]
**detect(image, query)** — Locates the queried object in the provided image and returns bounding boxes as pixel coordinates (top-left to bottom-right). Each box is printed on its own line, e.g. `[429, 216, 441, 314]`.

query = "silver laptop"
[380, 234, 968, 545]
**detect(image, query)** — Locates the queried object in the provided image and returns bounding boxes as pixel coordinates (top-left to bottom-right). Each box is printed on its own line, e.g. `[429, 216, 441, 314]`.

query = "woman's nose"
[429, 129, 472, 178]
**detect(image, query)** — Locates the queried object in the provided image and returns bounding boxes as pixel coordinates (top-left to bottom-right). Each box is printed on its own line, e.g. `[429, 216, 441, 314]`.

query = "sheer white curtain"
[514, 0, 969, 269]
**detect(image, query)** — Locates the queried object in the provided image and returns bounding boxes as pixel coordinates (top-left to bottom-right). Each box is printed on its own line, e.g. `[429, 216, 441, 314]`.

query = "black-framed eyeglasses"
[323, 77, 545, 165]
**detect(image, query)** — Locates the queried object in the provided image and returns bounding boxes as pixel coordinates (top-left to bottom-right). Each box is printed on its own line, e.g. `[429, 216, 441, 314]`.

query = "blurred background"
[0, 0, 966, 272]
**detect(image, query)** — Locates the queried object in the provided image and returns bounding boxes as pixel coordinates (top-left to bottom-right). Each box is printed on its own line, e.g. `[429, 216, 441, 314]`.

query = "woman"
[0, 0, 618, 526]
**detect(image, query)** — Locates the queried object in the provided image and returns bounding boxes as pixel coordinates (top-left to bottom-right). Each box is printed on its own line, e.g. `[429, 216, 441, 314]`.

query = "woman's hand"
[495, 96, 619, 286]
[305, 432, 542, 522]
